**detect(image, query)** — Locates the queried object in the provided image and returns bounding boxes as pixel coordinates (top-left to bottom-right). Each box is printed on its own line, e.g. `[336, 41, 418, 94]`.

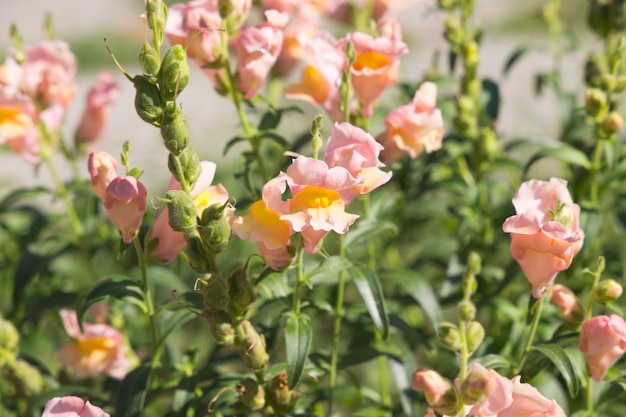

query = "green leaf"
[503, 45, 541, 76]
[349, 265, 389, 338]
[523, 140, 591, 176]
[481, 79, 500, 121]
[76, 276, 144, 325]
[380, 269, 441, 327]
[115, 365, 151, 417]
[0, 186, 52, 211]
[223, 135, 247, 156]
[343, 219, 398, 247]
[306, 256, 352, 286]
[531, 344, 579, 397]
[285, 312, 312, 390]
[476, 354, 512, 371]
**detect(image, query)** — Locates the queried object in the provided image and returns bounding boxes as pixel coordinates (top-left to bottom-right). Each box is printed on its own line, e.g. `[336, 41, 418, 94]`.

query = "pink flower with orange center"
[75, 72, 120, 148]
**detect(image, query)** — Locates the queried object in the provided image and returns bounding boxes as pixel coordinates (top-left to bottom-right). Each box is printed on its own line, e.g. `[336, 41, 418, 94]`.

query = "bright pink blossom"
[379, 82, 444, 164]
[150, 161, 230, 263]
[325, 122, 391, 203]
[104, 176, 147, 244]
[57, 309, 132, 380]
[88, 151, 119, 201]
[42, 396, 110, 417]
[234, 11, 285, 99]
[579, 314, 626, 381]
[75, 72, 119, 147]
[502, 178, 584, 298]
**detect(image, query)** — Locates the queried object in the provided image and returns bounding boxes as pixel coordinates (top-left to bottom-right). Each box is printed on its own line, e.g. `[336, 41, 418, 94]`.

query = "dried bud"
[204, 310, 235, 345]
[161, 103, 190, 156]
[270, 371, 295, 412]
[165, 190, 197, 234]
[466, 321, 485, 353]
[602, 112, 624, 134]
[238, 320, 268, 371]
[168, 147, 201, 187]
[228, 266, 255, 318]
[133, 75, 163, 126]
[140, 42, 161, 76]
[237, 378, 265, 410]
[198, 274, 231, 311]
[437, 322, 462, 352]
[457, 301, 476, 321]
[461, 368, 497, 405]
[594, 279, 623, 303]
[159, 44, 190, 100]
[585, 88, 607, 118]
[198, 201, 231, 254]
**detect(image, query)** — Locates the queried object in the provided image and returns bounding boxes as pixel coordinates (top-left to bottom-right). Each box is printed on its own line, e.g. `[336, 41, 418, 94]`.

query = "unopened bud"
[140, 42, 161, 76]
[198, 274, 231, 311]
[585, 88, 607, 118]
[228, 266, 255, 318]
[444, 18, 464, 46]
[466, 321, 485, 353]
[238, 320, 269, 371]
[204, 310, 235, 345]
[461, 368, 497, 405]
[133, 75, 163, 126]
[198, 201, 232, 254]
[457, 301, 476, 321]
[11, 359, 44, 397]
[603, 112, 624, 134]
[165, 190, 197, 234]
[584, 53, 607, 88]
[159, 44, 190, 100]
[0, 317, 19, 352]
[438, 0, 457, 10]
[412, 369, 458, 415]
[185, 234, 213, 273]
[594, 279, 623, 303]
[270, 371, 295, 412]
[549, 284, 583, 325]
[146, 0, 168, 33]
[237, 378, 265, 410]
[169, 147, 201, 187]
[463, 41, 479, 70]
[161, 103, 190, 156]
[615, 75, 626, 93]
[437, 322, 462, 351]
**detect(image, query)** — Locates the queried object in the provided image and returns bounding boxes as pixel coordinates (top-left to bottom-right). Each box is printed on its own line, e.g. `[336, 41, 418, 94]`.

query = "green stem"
[513, 294, 546, 374]
[327, 236, 346, 417]
[589, 138, 603, 207]
[292, 247, 305, 315]
[586, 374, 594, 416]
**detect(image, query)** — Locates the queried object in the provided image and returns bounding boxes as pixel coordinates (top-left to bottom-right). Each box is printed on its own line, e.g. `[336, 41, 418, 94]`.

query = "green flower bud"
[161, 102, 190, 156]
[11, 359, 44, 397]
[146, 0, 168, 34]
[431, 390, 460, 417]
[228, 265, 256, 318]
[198, 274, 231, 311]
[185, 234, 213, 273]
[480, 127, 500, 160]
[270, 371, 295, 413]
[140, 42, 161, 76]
[204, 310, 235, 345]
[444, 18, 464, 46]
[133, 75, 163, 127]
[198, 201, 232, 254]
[168, 147, 201, 187]
[585, 88, 607, 118]
[165, 190, 197, 234]
[238, 320, 268, 371]
[159, 44, 190, 100]
[602, 112, 624, 134]
[437, 0, 457, 10]
[615, 75, 626, 93]
[0, 317, 19, 352]
[437, 321, 462, 352]
[463, 41, 479, 70]
[584, 53, 608, 88]
[466, 320, 485, 354]
[593, 279, 623, 303]
[588, 0, 626, 38]
[237, 378, 265, 410]
[457, 301, 476, 321]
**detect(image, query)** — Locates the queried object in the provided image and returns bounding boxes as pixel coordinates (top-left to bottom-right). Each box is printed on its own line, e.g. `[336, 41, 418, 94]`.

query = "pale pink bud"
[549, 284, 583, 324]
[42, 396, 110, 417]
[579, 314, 626, 381]
[412, 369, 452, 399]
[88, 151, 119, 200]
[104, 176, 147, 244]
[75, 72, 120, 147]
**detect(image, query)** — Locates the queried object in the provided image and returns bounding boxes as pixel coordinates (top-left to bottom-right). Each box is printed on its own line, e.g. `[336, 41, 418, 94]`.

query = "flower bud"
[412, 369, 458, 416]
[10, 359, 44, 397]
[585, 88, 607, 118]
[602, 112, 624, 134]
[238, 320, 268, 371]
[461, 368, 497, 405]
[594, 279, 623, 303]
[584, 53, 607, 88]
[615, 75, 626, 93]
[457, 301, 476, 321]
[140, 42, 161, 76]
[588, 0, 626, 38]
[165, 190, 197, 234]
[198, 201, 232, 254]
[549, 284, 584, 325]
[444, 18, 464, 46]
[198, 274, 231, 311]
[463, 40, 479, 71]
[466, 321, 485, 353]
[228, 266, 256, 318]
[169, 147, 201, 187]
[270, 371, 295, 412]
[133, 75, 163, 126]
[204, 310, 235, 345]
[161, 103, 190, 156]
[146, 0, 168, 34]
[185, 234, 213, 273]
[437, 321, 462, 351]
[0, 316, 19, 353]
[159, 44, 190, 100]
[237, 378, 265, 410]
[438, 0, 457, 10]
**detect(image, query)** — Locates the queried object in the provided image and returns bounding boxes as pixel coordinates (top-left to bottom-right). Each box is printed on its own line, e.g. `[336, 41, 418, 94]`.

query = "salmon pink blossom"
[42, 396, 110, 417]
[75, 72, 119, 148]
[57, 309, 132, 380]
[579, 314, 626, 381]
[502, 178, 584, 298]
[88, 151, 119, 201]
[104, 176, 147, 244]
[0, 86, 40, 163]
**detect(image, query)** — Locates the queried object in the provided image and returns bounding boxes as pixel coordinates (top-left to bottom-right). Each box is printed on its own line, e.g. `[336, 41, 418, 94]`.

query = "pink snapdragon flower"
[379, 82, 444, 164]
[42, 396, 109, 417]
[0, 86, 40, 163]
[75, 72, 120, 148]
[274, 5, 320, 76]
[150, 161, 230, 263]
[579, 314, 626, 381]
[57, 309, 132, 380]
[338, 31, 408, 117]
[234, 10, 285, 99]
[325, 122, 391, 203]
[88, 151, 119, 200]
[502, 178, 584, 298]
[104, 176, 148, 244]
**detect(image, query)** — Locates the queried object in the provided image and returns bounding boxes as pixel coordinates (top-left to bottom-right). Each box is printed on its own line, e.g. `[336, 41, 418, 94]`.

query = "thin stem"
[292, 247, 305, 315]
[327, 236, 346, 417]
[586, 374, 594, 416]
[589, 138, 603, 207]
[513, 294, 546, 374]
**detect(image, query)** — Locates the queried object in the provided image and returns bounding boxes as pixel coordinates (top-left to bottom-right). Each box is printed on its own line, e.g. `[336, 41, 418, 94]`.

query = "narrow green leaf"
[481, 79, 500, 121]
[343, 219, 398, 247]
[380, 269, 441, 327]
[524, 142, 591, 175]
[223, 135, 247, 156]
[531, 344, 579, 397]
[503, 45, 540, 76]
[349, 265, 389, 339]
[115, 365, 150, 417]
[305, 256, 352, 286]
[285, 313, 312, 390]
[76, 277, 144, 325]
[476, 354, 512, 371]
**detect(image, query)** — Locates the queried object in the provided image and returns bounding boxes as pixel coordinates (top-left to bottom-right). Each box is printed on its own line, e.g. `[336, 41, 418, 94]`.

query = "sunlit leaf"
[285, 312, 312, 390]
[349, 265, 389, 339]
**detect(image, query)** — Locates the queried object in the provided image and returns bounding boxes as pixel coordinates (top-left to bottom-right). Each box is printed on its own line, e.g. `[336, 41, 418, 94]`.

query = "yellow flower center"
[353, 51, 390, 71]
[77, 336, 117, 356]
[193, 190, 211, 215]
[290, 185, 341, 212]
